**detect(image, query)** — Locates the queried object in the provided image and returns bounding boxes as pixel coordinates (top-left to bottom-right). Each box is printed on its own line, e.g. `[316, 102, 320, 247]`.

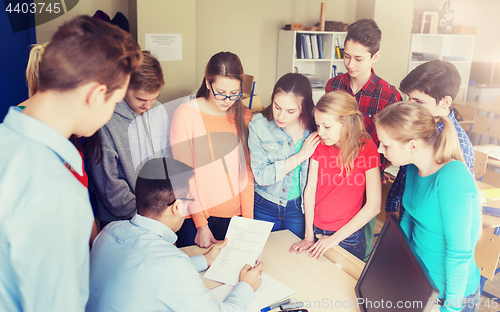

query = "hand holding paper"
[204, 216, 273, 285]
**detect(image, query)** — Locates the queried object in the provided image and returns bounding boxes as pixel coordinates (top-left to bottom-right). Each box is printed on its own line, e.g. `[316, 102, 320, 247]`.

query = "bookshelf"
[408, 34, 475, 102]
[277, 30, 347, 103]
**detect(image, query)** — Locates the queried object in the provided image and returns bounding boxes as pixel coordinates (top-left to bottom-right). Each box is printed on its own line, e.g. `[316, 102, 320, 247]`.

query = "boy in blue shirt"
[386, 60, 475, 219]
[0, 15, 142, 312]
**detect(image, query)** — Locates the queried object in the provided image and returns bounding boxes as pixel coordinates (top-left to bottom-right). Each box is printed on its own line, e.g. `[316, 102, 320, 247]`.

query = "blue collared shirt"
[0, 107, 94, 312]
[248, 113, 311, 211]
[87, 214, 254, 312]
[385, 109, 475, 212]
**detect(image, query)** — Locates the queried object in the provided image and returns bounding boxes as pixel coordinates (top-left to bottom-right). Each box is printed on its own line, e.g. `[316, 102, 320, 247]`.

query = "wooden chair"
[453, 105, 476, 135]
[474, 150, 488, 180]
[471, 114, 491, 145]
[483, 169, 500, 188]
[488, 118, 500, 145]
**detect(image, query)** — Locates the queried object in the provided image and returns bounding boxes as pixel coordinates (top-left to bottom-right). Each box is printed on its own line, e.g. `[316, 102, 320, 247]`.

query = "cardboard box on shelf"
[452, 26, 477, 35]
[241, 74, 263, 112]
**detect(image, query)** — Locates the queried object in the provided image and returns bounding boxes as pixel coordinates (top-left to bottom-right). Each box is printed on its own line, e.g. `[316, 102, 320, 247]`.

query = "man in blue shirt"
[0, 16, 142, 312]
[385, 60, 475, 218]
[86, 157, 263, 312]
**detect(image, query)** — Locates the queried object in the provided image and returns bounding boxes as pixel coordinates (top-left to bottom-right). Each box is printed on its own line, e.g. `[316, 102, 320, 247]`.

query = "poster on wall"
[145, 33, 183, 61]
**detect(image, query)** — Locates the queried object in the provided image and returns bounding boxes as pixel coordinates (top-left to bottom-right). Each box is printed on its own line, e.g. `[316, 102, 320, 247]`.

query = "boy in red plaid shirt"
[325, 18, 402, 260]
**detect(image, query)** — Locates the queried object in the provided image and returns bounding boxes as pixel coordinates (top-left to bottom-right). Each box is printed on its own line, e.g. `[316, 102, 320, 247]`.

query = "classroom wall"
[35, 0, 128, 44]
[135, 0, 197, 104]
[194, 0, 356, 107]
[372, 0, 414, 89]
[414, 0, 500, 63]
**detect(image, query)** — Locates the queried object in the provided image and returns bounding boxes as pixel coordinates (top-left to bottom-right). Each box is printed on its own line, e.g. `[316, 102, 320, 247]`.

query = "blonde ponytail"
[435, 116, 465, 164]
[375, 102, 464, 164]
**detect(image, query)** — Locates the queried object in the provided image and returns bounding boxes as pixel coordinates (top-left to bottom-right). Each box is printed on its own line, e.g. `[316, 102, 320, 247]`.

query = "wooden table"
[474, 144, 500, 168]
[455, 101, 500, 116]
[181, 230, 362, 311]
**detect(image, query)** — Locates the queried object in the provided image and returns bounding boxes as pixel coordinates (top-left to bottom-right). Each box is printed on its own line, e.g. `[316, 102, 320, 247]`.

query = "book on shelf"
[311, 35, 319, 59]
[317, 34, 323, 59]
[295, 33, 302, 59]
[303, 74, 323, 89]
[304, 34, 313, 59]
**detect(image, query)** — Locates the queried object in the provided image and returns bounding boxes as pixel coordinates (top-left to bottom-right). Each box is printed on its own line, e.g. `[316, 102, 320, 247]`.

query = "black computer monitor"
[355, 215, 439, 312]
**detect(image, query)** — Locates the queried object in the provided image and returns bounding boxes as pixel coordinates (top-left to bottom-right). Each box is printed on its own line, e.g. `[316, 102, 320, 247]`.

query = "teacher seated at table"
[86, 157, 264, 312]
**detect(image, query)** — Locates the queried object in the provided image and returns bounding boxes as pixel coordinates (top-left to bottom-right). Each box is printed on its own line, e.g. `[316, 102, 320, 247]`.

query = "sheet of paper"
[145, 33, 182, 61]
[384, 165, 400, 179]
[483, 188, 500, 201]
[210, 273, 296, 312]
[204, 216, 273, 286]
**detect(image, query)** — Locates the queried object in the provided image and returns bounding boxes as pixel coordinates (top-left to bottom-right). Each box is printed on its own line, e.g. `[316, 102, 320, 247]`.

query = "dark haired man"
[87, 158, 263, 312]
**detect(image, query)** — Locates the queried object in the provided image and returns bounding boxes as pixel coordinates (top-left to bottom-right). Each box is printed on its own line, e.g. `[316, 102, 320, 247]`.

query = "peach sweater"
[170, 100, 254, 228]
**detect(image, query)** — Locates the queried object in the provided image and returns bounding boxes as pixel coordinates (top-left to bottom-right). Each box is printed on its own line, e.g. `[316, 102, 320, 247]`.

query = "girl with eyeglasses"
[375, 102, 481, 312]
[289, 91, 382, 261]
[170, 51, 254, 248]
[248, 73, 318, 239]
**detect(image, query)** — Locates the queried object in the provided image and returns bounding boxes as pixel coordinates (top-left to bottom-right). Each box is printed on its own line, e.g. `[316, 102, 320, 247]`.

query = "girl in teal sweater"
[375, 102, 481, 312]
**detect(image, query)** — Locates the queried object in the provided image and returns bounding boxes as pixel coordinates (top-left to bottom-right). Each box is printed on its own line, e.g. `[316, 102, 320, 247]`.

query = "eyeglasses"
[210, 83, 243, 101]
[167, 197, 195, 207]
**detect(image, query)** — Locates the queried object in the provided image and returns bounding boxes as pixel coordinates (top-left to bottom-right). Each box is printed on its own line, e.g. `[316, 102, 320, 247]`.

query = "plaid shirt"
[385, 109, 476, 212]
[325, 69, 402, 177]
[325, 69, 402, 147]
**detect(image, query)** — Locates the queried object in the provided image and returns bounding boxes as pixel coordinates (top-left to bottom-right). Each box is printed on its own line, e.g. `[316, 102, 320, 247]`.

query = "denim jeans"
[175, 216, 232, 247]
[313, 226, 366, 261]
[438, 285, 480, 312]
[254, 193, 305, 239]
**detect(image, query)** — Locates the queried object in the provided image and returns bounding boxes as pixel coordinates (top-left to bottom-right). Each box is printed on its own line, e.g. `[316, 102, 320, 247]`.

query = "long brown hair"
[196, 51, 249, 156]
[315, 91, 371, 174]
[375, 101, 465, 164]
[262, 73, 316, 132]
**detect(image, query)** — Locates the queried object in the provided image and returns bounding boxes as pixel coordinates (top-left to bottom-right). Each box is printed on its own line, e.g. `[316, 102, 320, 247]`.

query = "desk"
[181, 230, 361, 312]
[474, 144, 500, 168]
[455, 101, 500, 116]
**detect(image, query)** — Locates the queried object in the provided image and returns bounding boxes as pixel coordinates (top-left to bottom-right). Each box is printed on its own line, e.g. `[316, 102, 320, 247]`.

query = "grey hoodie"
[88, 100, 171, 223]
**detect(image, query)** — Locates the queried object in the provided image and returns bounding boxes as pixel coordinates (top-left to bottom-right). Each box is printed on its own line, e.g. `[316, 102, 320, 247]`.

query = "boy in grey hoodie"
[88, 51, 171, 228]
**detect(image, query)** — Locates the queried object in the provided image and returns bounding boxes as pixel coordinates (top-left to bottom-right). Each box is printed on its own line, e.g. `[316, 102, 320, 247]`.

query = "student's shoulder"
[360, 139, 379, 155]
[249, 112, 269, 128]
[370, 72, 402, 99]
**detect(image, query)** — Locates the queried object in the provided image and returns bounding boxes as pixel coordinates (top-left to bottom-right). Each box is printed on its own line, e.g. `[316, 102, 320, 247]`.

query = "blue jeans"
[175, 216, 232, 248]
[438, 285, 480, 312]
[254, 193, 305, 239]
[313, 226, 366, 261]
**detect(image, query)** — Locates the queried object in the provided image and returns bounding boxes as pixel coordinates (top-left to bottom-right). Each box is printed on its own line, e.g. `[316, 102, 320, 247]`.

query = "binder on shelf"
[304, 34, 313, 59]
[335, 37, 341, 59]
[301, 34, 309, 59]
[295, 33, 302, 59]
[317, 34, 323, 59]
[311, 35, 319, 59]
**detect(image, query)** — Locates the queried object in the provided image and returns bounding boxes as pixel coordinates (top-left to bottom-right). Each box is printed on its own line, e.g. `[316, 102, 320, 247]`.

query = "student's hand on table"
[298, 132, 320, 159]
[239, 262, 264, 292]
[289, 238, 315, 254]
[204, 238, 228, 267]
[307, 235, 338, 260]
[195, 225, 219, 248]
